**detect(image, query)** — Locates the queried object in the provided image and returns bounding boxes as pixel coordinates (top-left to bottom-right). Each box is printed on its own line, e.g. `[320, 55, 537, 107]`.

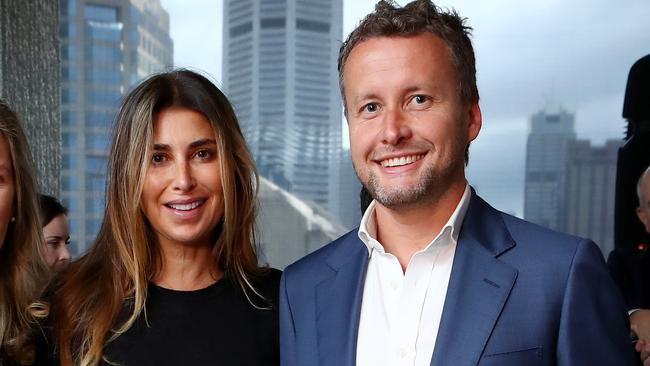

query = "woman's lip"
[164, 199, 207, 213]
[165, 198, 207, 206]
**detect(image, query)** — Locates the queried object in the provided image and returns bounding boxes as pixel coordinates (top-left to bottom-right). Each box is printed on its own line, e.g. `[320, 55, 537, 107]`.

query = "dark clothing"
[101, 270, 281, 366]
[608, 245, 650, 311]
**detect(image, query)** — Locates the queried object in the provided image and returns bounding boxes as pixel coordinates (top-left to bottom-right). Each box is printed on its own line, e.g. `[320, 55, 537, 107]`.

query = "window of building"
[85, 4, 118, 23]
[85, 132, 108, 151]
[85, 155, 108, 174]
[85, 174, 105, 193]
[62, 110, 76, 126]
[85, 197, 105, 214]
[61, 175, 78, 191]
[62, 154, 79, 170]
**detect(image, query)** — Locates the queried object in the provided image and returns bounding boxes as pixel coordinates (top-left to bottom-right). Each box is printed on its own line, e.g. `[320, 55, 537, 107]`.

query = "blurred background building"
[524, 107, 576, 231]
[564, 139, 621, 256]
[524, 106, 622, 256]
[257, 177, 347, 269]
[59, 0, 173, 254]
[0, 0, 60, 195]
[222, 0, 344, 221]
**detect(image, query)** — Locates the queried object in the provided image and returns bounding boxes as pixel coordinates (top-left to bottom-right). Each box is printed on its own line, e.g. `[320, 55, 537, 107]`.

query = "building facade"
[222, 0, 343, 215]
[336, 149, 362, 230]
[0, 0, 60, 194]
[524, 107, 576, 231]
[257, 177, 346, 269]
[60, 0, 172, 254]
[563, 139, 622, 256]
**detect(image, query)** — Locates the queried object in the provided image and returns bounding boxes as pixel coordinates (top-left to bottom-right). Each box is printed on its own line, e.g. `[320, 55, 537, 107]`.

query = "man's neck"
[375, 181, 467, 272]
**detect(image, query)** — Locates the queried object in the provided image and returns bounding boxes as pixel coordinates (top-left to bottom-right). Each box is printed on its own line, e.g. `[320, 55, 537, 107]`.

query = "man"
[609, 166, 650, 363]
[280, 1, 634, 365]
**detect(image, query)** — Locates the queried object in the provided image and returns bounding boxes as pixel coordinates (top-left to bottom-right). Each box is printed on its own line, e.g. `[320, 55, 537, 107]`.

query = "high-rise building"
[336, 149, 362, 230]
[60, 0, 172, 254]
[564, 139, 622, 256]
[0, 0, 60, 194]
[222, 0, 343, 215]
[524, 107, 576, 231]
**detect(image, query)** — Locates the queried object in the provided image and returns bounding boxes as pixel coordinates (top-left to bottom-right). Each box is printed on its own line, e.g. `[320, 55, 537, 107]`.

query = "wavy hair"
[49, 70, 264, 366]
[0, 100, 49, 364]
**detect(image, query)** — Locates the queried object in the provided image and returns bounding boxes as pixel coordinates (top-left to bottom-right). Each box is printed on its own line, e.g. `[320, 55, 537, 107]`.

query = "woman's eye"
[151, 154, 165, 164]
[196, 150, 210, 159]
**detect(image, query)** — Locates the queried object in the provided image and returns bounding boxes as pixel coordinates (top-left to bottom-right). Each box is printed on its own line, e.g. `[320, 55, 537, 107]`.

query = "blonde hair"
[0, 100, 49, 364]
[50, 70, 265, 366]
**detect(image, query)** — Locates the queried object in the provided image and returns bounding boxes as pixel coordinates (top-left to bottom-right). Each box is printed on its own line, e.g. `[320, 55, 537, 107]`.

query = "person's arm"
[556, 239, 636, 365]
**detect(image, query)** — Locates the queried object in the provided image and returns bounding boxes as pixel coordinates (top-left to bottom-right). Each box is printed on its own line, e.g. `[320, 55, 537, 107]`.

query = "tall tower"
[60, 0, 173, 254]
[222, 0, 343, 215]
[0, 0, 60, 194]
[564, 139, 621, 256]
[524, 107, 576, 231]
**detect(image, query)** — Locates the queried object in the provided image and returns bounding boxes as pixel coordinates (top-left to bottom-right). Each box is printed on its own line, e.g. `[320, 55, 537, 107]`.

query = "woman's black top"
[101, 269, 281, 366]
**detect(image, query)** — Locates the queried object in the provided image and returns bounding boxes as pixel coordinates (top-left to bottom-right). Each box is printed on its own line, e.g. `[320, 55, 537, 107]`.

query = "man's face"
[637, 174, 650, 234]
[343, 33, 481, 209]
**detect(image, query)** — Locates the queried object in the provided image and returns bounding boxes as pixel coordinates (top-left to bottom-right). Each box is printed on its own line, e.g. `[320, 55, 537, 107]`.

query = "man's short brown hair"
[338, 0, 479, 111]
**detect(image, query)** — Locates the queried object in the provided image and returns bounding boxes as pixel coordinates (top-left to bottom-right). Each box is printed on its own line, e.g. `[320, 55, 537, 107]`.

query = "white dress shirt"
[355, 184, 471, 366]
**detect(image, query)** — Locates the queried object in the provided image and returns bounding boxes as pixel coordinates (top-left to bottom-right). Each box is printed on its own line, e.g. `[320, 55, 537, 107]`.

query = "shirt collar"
[357, 183, 472, 257]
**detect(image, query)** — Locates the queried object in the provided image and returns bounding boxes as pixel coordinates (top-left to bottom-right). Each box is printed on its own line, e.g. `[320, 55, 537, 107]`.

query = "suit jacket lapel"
[431, 193, 518, 366]
[315, 233, 368, 366]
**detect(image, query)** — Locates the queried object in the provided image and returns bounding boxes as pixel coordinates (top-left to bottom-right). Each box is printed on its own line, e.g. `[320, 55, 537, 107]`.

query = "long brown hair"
[50, 70, 264, 366]
[0, 100, 49, 364]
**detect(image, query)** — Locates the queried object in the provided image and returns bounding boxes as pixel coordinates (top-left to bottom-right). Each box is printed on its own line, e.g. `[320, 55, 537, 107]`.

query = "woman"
[38, 194, 71, 268]
[49, 70, 280, 366]
[0, 101, 49, 364]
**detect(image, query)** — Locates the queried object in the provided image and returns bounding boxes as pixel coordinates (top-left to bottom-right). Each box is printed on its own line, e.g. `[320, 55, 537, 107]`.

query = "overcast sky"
[159, 0, 650, 217]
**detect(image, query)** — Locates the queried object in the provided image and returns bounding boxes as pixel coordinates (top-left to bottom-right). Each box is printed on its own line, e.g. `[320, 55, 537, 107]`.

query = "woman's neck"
[152, 241, 222, 290]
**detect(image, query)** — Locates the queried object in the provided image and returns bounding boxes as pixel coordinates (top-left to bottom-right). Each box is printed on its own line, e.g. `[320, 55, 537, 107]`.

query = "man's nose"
[381, 108, 412, 145]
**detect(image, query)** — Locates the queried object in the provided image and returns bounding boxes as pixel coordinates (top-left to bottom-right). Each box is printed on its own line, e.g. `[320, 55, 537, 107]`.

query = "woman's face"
[42, 213, 71, 267]
[0, 134, 14, 250]
[141, 107, 224, 249]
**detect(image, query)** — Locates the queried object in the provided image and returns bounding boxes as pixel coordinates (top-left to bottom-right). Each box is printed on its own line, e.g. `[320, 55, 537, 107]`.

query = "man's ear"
[636, 207, 650, 231]
[467, 103, 482, 142]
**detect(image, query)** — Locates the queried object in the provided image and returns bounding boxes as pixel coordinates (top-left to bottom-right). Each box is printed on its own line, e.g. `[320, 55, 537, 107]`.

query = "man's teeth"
[380, 154, 424, 167]
[169, 201, 202, 211]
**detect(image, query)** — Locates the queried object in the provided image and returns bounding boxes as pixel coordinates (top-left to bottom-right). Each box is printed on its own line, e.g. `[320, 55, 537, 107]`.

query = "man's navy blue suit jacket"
[280, 192, 635, 365]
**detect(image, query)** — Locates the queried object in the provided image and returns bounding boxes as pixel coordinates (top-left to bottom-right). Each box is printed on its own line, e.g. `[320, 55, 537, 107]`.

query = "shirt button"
[391, 281, 398, 291]
[399, 348, 407, 358]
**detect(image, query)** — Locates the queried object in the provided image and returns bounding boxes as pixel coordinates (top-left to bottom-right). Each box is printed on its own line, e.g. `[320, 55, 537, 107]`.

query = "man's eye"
[363, 103, 378, 113]
[413, 95, 428, 104]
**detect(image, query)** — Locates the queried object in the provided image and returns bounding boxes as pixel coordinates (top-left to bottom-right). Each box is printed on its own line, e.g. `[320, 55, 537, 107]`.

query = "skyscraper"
[222, 0, 343, 215]
[60, 0, 172, 254]
[336, 149, 362, 229]
[524, 107, 576, 231]
[564, 139, 621, 256]
[0, 0, 60, 194]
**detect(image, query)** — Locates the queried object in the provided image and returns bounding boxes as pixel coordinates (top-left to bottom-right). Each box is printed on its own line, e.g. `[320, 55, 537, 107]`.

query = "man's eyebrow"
[353, 93, 380, 104]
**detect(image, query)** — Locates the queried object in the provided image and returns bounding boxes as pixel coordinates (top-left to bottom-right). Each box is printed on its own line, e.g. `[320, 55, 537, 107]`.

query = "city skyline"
[160, 0, 650, 217]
